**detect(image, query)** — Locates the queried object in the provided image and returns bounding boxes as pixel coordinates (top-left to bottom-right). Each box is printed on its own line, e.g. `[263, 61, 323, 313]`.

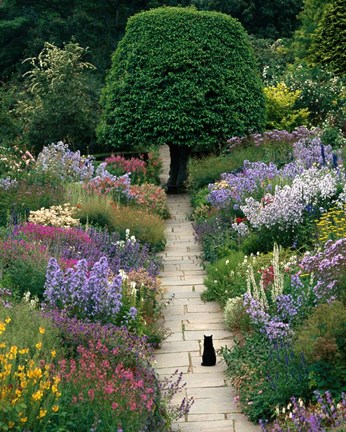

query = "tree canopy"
[97, 7, 265, 152]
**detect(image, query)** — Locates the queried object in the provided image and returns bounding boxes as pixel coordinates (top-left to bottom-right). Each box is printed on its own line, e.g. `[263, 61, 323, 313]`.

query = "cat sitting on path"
[201, 335, 216, 366]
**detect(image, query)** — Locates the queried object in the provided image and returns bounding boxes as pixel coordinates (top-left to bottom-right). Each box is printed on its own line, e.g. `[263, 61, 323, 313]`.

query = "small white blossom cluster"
[241, 167, 342, 229]
[29, 203, 79, 227]
[115, 229, 137, 248]
[23, 291, 39, 309]
[231, 222, 249, 237]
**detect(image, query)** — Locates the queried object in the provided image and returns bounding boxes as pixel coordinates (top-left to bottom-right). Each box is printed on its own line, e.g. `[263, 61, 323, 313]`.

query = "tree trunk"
[166, 143, 191, 194]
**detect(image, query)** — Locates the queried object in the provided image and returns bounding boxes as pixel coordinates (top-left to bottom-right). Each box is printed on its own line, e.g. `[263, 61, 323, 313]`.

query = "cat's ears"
[204, 335, 213, 337]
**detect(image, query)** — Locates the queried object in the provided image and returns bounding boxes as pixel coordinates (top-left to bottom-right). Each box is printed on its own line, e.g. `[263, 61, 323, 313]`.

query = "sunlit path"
[155, 147, 260, 431]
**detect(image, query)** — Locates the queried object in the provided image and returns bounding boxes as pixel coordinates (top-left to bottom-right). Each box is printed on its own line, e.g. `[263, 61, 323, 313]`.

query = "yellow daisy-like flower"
[5, 317, 11, 324]
[0, 342, 6, 349]
[39, 327, 45, 334]
[52, 405, 59, 413]
[19, 348, 29, 355]
[20, 417, 27, 423]
[32, 389, 44, 401]
[35, 342, 42, 350]
[38, 408, 47, 419]
[51, 350, 56, 358]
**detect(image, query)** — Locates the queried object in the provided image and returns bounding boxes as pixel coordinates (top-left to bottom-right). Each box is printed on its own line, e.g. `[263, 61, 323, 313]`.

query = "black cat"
[201, 335, 216, 366]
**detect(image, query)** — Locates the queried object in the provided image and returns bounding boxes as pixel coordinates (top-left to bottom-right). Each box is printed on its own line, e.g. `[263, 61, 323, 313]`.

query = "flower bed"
[191, 128, 346, 429]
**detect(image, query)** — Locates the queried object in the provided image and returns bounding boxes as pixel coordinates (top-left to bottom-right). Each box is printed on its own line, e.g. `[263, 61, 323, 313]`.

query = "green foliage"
[0, 240, 49, 299]
[249, 37, 292, 86]
[98, 7, 265, 152]
[14, 41, 100, 154]
[187, 147, 267, 194]
[294, 301, 346, 392]
[76, 194, 166, 250]
[310, 0, 346, 75]
[284, 63, 346, 127]
[0, 302, 64, 358]
[222, 335, 310, 422]
[202, 0, 303, 39]
[264, 82, 310, 131]
[0, 0, 151, 80]
[0, 179, 65, 227]
[293, 0, 330, 60]
[203, 251, 245, 305]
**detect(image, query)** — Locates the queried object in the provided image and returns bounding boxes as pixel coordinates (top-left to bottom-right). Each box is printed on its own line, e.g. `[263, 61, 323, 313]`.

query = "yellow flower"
[35, 342, 42, 350]
[8, 422, 14, 429]
[0, 342, 6, 348]
[20, 417, 27, 423]
[10, 346, 17, 355]
[32, 390, 44, 401]
[38, 408, 47, 419]
[51, 350, 56, 358]
[19, 348, 29, 355]
[39, 327, 45, 334]
[5, 317, 11, 324]
[52, 405, 59, 413]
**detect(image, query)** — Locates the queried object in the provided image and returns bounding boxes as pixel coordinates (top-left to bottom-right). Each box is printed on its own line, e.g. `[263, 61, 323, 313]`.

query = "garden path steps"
[155, 145, 260, 432]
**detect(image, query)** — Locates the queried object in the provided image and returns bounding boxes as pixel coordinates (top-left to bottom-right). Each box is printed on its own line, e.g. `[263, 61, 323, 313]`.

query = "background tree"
[191, 0, 304, 39]
[292, 0, 330, 61]
[98, 7, 265, 190]
[14, 41, 99, 154]
[310, 0, 346, 75]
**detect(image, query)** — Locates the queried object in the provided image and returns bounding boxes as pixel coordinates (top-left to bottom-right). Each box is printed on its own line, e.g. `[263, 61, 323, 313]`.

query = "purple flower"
[43, 256, 123, 322]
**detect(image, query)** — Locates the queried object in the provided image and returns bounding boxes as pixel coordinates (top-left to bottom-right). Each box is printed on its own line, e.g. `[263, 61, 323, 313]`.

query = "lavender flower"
[0, 177, 18, 190]
[44, 256, 123, 322]
[36, 141, 94, 181]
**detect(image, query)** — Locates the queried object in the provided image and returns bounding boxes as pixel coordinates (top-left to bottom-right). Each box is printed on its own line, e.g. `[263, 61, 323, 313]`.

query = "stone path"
[155, 146, 260, 432]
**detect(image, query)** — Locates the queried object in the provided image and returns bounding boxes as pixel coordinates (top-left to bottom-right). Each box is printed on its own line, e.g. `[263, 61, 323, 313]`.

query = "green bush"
[0, 239, 49, 299]
[294, 301, 346, 393]
[203, 251, 245, 305]
[264, 82, 310, 131]
[98, 6, 265, 152]
[222, 334, 310, 422]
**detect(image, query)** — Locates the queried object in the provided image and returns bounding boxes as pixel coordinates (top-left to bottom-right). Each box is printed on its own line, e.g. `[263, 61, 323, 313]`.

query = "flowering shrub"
[241, 167, 342, 230]
[105, 154, 147, 184]
[0, 145, 35, 176]
[292, 136, 337, 169]
[84, 163, 132, 201]
[35, 142, 94, 182]
[207, 160, 293, 211]
[0, 319, 62, 431]
[316, 205, 346, 244]
[57, 340, 156, 431]
[44, 257, 124, 323]
[226, 126, 320, 151]
[129, 183, 169, 218]
[260, 391, 346, 432]
[29, 203, 80, 227]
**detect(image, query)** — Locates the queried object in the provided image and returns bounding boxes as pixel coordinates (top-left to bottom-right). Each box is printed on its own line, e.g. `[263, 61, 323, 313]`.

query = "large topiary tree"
[98, 7, 265, 191]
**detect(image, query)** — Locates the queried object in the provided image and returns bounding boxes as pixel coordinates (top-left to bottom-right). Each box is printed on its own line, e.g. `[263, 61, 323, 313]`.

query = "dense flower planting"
[0, 141, 194, 430]
[193, 128, 346, 428]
